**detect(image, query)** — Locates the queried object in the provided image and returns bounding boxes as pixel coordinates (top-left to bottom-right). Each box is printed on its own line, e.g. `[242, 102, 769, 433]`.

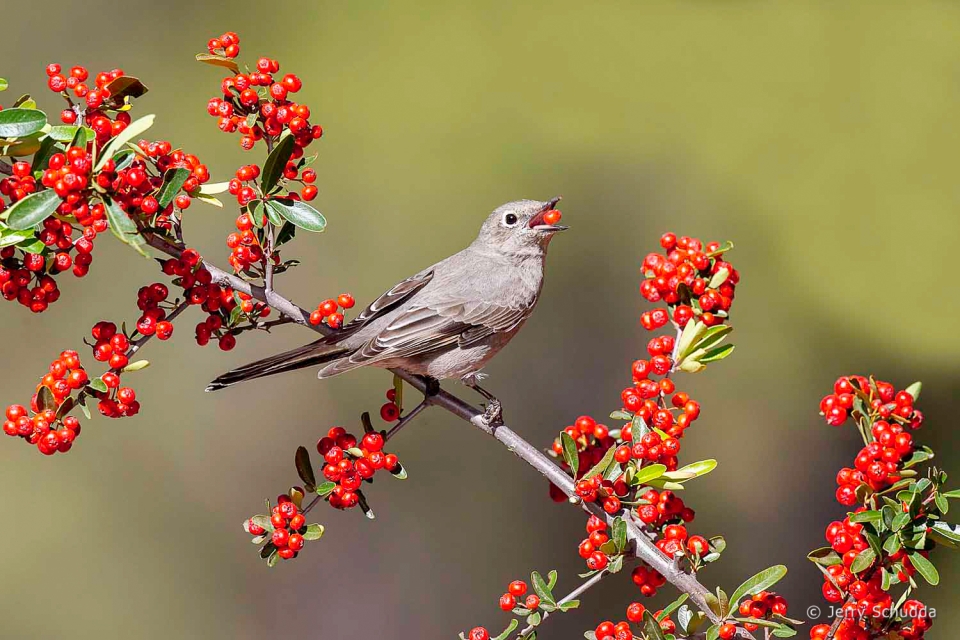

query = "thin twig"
[385, 399, 431, 441]
[517, 568, 614, 639]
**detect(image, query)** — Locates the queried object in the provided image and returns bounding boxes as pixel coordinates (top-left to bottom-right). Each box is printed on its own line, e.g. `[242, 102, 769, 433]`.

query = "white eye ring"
[502, 212, 519, 227]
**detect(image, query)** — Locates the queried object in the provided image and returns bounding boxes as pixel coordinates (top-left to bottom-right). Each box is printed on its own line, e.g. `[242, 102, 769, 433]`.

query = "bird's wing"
[322, 268, 435, 343]
[317, 299, 529, 377]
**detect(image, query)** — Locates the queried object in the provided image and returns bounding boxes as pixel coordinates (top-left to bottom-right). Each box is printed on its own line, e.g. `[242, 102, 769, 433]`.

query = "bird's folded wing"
[319, 300, 528, 375]
[324, 268, 435, 342]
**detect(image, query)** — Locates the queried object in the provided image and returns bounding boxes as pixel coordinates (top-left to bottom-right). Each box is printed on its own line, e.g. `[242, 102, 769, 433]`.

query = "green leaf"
[266, 549, 280, 567]
[583, 444, 617, 481]
[848, 510, 882, 526]
[708, 266, 730, 289]
[302, 523, 324, 540]
[530, 571, 556, 606]
[561, 432, 579, 478]
[699, 343, 735, 364]
[46, 125, 94, 143]
[261, 131, 296, 193]
[630, 412, 648, 444]
[316, 481, 336, 497]
[642, 610, 666, 640]
[156, 167, 191, 209]
[676, 319, 706, 360]
[88, 377, 108, 393]
[0, 78, 7, 91]
[102, 75, 149, 102]
[546, 570, 558, 591]
[0, 228, 34, 247]
[264, 198, 326, 232]
[706, 624, 720, 640]
[909, 552, 939, 585]
[607, 554, 624, 574]
[943, 489, 960, 499]
[3, 189, 62, 230]
[729, 565, 788, 609]
[193, 192, 223, 208]
[249, 514, 273, 532]
[612, 516, 627, 553]
[195, 53, 240, 73]
[103, 198, 149, 257]
[295, 446, 317, 493]
[0, 108, 47, 138]
[664, 459, 717, 482]
[121, 360, 150, 373]
[389, 461, 408, 480]
[609, 409, 632, 421]
[199, 181, 230, 195]
[691, 324, 734, 354]
[657, 593, 689, 621]
[31, 135, 61, 173]
[526, 611, 542, 627]
[905, 381, 922, 402]
[928, 521, 960, 549]
[95, 113, 155, 171]
[79, 398, 91, 420]
[36, 385, 56, 412]
[491, 619, 518, 640]
[112, 148, 137, 172]
[16, 238, 46, 254]
[393, 373, 404, 414]
[850, 548, 876, 574]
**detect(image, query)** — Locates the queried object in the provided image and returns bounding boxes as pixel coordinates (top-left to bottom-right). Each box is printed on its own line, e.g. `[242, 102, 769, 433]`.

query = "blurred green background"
[3, 1, 960, 638]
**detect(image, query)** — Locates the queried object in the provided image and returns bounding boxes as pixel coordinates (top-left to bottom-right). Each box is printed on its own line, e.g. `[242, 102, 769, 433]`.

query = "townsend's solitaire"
[206, 197, 566, 420]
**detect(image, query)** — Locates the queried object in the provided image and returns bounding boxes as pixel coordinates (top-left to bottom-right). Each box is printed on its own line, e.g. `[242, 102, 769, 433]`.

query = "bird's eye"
[502, 213, 518, 227]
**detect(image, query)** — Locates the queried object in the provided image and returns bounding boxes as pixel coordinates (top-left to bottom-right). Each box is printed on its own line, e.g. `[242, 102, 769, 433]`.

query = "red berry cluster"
[732, 591, 789, 634]
[308, 293, 355, 329]
[2, 351, 85, 454]
[202, 34, 323, 153]
[380, 386, 401, 422]
[107, 141, 210, 219]
[243, 491, 324, 565]
[622, 337, 702, 438]
[810, 376, 943, 640]
[88, 321, 140, 418]
[496, 579, 541, 612]
[0, 155, 101, 312]
[258, 497, 306, 560]
[316, 426, 399, 509]
[824, 377, 921, 506]
[593, 605, 676, 640]
[639, 233, 739, 329]
[45, 63, 130, 136]
[207, 31, 241, 60]
[821, 376, 923, 430]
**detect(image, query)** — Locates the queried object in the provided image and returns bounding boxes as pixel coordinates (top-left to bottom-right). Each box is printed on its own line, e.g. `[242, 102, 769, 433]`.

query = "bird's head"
[474, 197, 567, 255]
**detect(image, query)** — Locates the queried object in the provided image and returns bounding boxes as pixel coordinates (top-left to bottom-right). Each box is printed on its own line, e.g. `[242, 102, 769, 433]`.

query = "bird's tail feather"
[206, 339, 351, 391]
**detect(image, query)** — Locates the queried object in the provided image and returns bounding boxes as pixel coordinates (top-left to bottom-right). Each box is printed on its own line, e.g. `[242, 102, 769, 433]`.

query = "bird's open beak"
[528, 196, 569, 232]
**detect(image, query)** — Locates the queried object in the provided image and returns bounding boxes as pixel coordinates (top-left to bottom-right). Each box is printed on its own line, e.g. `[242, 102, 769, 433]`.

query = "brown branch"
[141, 231, 726, 630]
[0, 159, 12, 175]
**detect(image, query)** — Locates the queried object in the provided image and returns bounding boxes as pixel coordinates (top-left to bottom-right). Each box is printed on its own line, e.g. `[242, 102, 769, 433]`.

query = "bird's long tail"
[205, 338, 351, 391]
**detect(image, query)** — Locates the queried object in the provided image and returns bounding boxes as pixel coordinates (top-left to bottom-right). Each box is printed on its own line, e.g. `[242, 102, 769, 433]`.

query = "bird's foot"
[480, 398, 503, 427]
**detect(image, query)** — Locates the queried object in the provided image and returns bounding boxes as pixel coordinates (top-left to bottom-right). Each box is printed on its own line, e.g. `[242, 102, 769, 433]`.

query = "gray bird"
[206, 197, 567, 421]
